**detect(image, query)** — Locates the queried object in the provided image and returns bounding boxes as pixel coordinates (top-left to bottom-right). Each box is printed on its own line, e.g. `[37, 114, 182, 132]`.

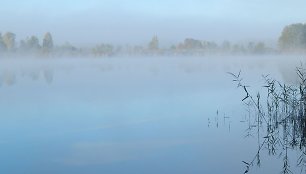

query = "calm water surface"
[0, 56, 303, 174]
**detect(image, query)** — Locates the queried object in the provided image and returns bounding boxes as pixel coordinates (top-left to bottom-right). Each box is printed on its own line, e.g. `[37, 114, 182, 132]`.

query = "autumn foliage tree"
[278, 23, 306, 51]
[2, 32, 16, 52]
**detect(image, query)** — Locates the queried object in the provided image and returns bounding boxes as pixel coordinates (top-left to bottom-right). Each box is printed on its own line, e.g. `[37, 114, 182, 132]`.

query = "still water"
[0, 56, 304, 174]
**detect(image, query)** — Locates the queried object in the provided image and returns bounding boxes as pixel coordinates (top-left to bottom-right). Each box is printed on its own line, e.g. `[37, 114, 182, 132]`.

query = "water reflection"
[0, 56, 302, 174]
[63, 139, 196, 166]
[230, 66, 306, 173]
[1, 71, 16, 86]
[208, 110, 232, 132]
[43, 69, 53, 84]
[0, 68, 54, 86]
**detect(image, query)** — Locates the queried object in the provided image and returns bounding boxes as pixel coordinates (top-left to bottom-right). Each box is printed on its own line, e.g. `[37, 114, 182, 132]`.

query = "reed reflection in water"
[230, 64, 306, 173]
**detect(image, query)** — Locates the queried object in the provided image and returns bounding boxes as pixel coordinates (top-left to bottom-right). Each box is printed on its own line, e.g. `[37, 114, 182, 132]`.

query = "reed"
[230, 64, 306, 174]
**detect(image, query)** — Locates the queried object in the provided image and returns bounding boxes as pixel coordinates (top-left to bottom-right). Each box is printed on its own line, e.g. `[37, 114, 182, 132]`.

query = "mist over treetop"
[0, 22, 306, 58]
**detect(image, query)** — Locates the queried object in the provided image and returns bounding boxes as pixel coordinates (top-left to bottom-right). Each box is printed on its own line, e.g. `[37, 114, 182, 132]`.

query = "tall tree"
[20, 36, 41, 53]
[148, 36, 159, 51]
[27, 36, 40, 50]
[183, 38, 202, 50]
[2, 32, 16, 51]
[0, 33, 6, 52]
[278, 23, 306, 51]
[42, 32, 54, 52]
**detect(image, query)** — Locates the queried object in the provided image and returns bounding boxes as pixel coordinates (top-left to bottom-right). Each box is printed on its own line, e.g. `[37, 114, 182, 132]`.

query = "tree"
[20, 36, 40, 52]
[2, 32, 16, 51]
[148, 36, 159, 51]
[57, 42, 80, 56]
[278, 23, 306, 51]
[42, 32, 54, 53]
[0, 33, 6, 52]
[27, 36, 40, 50]
[203, 41, 218, 50]
[247, 42, 255, 52]
[253, 42, 266, 54]
[183, 38, 202, 50]
[232, 44, 246, 54]
[92, 44, 114, 56]
[221, 41, 231, 52]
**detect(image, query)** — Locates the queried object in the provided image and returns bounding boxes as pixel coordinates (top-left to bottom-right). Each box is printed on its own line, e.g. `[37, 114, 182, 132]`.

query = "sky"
[0, 0, 306, 46]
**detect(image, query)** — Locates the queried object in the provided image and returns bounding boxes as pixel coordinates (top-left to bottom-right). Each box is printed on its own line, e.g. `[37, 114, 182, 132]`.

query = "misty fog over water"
[1, 0, 306, 174]
[0, 55, 305, 174]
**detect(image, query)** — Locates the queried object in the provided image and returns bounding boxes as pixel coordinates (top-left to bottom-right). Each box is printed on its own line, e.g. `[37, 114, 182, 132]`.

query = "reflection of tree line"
[0, 69, 53, 86]
[230, 65, 306, 173]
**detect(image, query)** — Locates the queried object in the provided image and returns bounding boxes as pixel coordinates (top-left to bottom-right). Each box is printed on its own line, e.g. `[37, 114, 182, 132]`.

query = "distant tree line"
[117, 36, 274, 56]
[0, 23, 305, 58]
[169, 38, 272, 55]
[0, 32, 54, 55]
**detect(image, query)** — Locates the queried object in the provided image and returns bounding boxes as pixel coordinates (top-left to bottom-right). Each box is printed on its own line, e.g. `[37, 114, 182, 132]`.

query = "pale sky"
[0, 0, 306, 46]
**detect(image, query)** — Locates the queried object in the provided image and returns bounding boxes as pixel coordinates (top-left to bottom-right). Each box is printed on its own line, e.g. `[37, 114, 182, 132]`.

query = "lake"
[0, 55, 304, 174]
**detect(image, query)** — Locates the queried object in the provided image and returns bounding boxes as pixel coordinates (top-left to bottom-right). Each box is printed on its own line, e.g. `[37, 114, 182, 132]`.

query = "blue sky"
[0, 0, 306, 46]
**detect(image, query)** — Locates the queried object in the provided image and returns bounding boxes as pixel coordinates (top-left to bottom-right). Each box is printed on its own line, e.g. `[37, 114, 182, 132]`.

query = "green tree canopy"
[20, 36, 41, 51]
[221, 41, 231, 52]
[0, 33, 6, 52]
[27, 36, 40, 49]
[278, 23, 306, 51]
[2, 32, 16, 51]
[183, 38, 202, 50]
[92, 44, 114, 56]
[42, 32, 54, 52]
[148, 36, 159, 51]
